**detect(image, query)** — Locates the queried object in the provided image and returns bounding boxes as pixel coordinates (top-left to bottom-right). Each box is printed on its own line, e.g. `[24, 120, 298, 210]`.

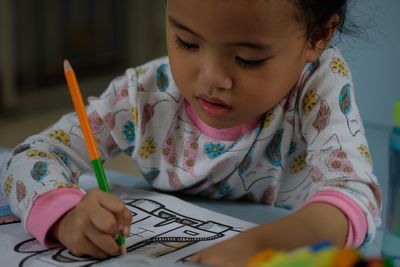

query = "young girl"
[1, 1, 382, 267]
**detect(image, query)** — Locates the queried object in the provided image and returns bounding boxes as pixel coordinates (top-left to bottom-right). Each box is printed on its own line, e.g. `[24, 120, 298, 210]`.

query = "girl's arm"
[190, 202, 347, 267]
[297, 47, 381, 247]
[0, 67, 139, 245]
[245, 202, 348, 250]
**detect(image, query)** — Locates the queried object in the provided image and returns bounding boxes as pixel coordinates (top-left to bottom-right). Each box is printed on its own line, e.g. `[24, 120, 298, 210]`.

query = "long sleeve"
[0, 67, 139, 236]
[298, 48, 382, 247]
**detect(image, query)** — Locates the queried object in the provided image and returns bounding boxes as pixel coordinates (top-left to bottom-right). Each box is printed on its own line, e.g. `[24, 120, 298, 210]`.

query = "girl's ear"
[305, 14, 341, 63]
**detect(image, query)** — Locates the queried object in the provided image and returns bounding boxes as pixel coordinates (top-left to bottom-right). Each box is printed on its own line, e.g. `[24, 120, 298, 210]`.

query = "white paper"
[0, 185, 256, 266]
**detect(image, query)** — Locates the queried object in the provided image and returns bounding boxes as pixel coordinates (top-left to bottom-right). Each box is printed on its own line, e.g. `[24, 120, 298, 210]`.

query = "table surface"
[0, 147, 383, 258]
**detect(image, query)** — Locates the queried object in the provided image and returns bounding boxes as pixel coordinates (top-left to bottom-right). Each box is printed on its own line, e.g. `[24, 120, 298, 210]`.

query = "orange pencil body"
[63, 59, 126, 255]
[63, 60, 99, 161]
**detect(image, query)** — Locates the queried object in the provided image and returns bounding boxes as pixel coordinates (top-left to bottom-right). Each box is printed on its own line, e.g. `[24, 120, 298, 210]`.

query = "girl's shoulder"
[131, 56, 176, 94]
[134, 56, 170, 72]
[133, 56, 170, 81]
[315, 46, 350, 77]
[298, 46, 352, 91]
[293, 46, 354, 117]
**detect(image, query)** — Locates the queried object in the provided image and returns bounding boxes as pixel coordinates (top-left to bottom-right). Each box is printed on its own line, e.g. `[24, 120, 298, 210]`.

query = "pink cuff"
[26, 188, 85, 247]
[304, 190, 367, 247]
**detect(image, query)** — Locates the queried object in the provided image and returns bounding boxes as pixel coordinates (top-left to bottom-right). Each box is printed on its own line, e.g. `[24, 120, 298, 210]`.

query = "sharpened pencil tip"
[120, 244, 127, 256]
[64, 59, 72, 72]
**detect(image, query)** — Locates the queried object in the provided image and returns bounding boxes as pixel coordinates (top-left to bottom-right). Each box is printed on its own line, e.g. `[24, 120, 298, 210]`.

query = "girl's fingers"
[87, 189, 131, 234]
[84, 221, 120, 256]
[96, 191, 127, 215]
[90, 205, 121, 234]
[93, 190, 131, 229]
[122, 209, 133, 236]
[188, 253, 202, 263]
[70, 235, 109, 259]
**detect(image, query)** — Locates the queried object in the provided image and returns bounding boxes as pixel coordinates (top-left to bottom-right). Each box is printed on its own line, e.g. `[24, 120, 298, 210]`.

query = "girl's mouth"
[197, 96, 231, 117]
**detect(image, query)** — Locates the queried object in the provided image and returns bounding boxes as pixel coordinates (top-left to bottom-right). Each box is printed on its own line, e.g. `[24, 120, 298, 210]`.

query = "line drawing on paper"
[8, 196, 249, 267]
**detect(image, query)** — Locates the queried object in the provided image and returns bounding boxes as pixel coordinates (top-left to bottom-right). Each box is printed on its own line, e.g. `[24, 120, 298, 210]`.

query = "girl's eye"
[175, 36, 199, 51]
[235, 56, 266, 69]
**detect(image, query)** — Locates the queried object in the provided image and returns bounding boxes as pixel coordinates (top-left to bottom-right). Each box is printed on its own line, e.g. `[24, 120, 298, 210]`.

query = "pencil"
[63, 59, 127, 256]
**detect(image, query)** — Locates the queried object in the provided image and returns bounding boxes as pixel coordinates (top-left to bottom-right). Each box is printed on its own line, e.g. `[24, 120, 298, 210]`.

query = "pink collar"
[184, 100, 260, 141]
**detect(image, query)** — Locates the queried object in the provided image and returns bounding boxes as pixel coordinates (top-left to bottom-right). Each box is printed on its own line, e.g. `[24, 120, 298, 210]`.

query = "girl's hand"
[189, 202, 348, 267]
[188, 231, 262, 267]
[50, 189, 132, 259]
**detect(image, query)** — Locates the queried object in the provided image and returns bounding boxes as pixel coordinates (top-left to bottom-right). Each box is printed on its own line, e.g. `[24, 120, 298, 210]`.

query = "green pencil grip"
[91, 159, 126, 246]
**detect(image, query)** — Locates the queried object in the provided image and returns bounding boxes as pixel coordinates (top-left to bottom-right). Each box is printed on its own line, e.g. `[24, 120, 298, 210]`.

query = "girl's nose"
[199, 56, 233, 90]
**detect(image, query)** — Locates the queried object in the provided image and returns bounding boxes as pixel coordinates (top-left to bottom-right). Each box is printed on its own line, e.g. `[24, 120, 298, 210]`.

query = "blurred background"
[0, 0, 166, 175]
[0, 0, 399, 209]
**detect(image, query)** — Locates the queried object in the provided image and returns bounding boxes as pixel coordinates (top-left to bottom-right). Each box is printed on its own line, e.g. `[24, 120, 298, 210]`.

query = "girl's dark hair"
[291, 0, 358, 43]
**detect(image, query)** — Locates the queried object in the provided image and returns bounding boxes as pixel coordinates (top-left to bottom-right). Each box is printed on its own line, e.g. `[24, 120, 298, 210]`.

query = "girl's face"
[166, 0, 319, 129]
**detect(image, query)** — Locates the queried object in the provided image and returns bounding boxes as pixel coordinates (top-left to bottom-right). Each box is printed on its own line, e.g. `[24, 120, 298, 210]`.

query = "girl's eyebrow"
[168, 16, 203, 39]
[168, 16, 272, 51]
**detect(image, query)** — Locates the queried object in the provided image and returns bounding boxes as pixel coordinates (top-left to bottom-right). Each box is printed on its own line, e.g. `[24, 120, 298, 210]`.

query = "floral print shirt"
[1, 47, 382, 247]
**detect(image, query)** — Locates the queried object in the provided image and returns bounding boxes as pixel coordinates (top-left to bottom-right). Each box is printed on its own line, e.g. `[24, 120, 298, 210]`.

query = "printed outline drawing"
[9, 197, 243, 267]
